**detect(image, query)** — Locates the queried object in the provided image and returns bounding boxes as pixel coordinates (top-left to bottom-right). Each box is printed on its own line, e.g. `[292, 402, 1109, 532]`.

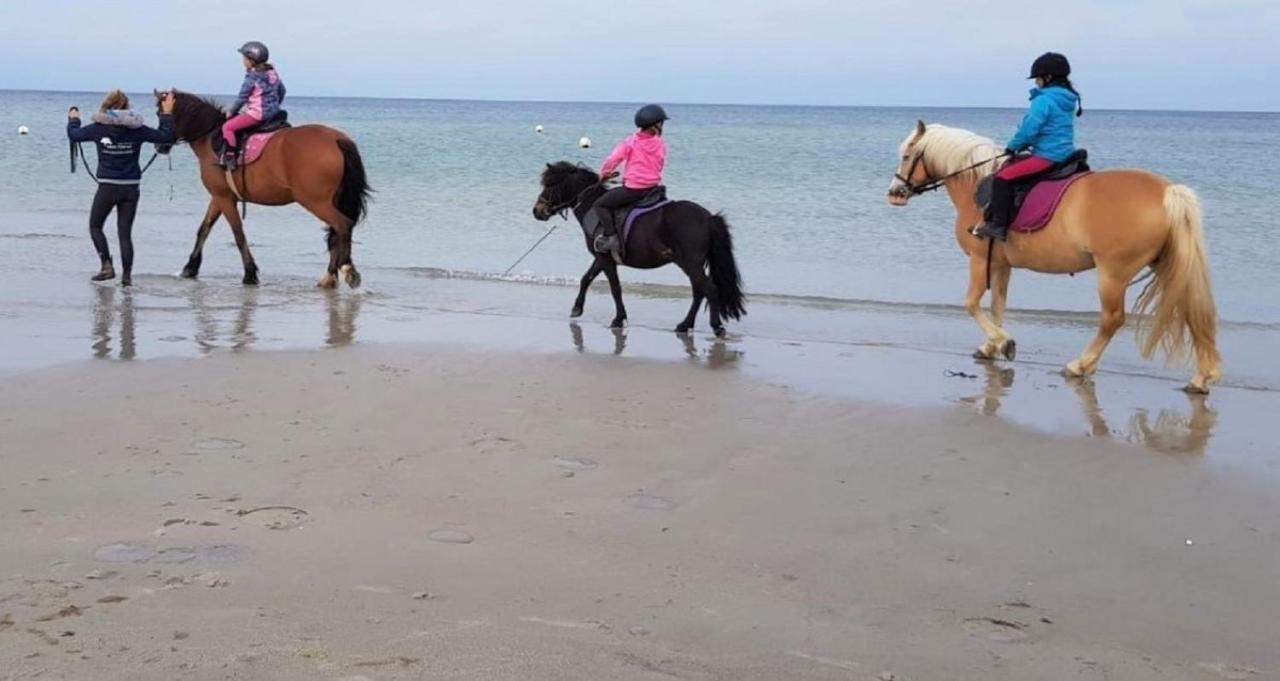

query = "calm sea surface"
[3, 90, 1277, 324]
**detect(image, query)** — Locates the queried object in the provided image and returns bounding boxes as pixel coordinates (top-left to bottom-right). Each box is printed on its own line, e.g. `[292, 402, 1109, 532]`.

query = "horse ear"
[546, 163, 553, 169]
[916, 119, 927, 137]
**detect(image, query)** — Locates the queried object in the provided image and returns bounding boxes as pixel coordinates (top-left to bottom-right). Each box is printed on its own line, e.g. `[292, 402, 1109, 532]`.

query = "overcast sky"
[3, 0, 1276, 111]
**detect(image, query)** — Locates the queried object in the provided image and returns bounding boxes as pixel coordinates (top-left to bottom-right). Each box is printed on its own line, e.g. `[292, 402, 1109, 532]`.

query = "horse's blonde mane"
[902, 124, 1002, 181]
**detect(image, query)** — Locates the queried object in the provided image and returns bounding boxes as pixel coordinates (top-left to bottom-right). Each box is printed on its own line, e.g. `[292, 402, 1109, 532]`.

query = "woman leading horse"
[158, 90, 370, 288]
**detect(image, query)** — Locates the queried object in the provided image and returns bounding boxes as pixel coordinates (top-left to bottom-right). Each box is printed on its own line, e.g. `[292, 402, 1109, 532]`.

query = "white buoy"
[17, 125, 30, 136]
[578, 136, 592, 149]
[535, 124, 544, 134]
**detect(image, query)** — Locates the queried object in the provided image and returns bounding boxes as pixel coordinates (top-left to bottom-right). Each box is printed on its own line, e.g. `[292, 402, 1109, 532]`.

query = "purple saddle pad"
[1012, 172, 1092, 233]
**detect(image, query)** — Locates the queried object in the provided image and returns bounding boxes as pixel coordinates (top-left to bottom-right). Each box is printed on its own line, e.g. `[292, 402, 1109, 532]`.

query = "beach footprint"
[238, 506, 310, 531]
[962, 617, 1028, 642]
[624, 494, 678, 511]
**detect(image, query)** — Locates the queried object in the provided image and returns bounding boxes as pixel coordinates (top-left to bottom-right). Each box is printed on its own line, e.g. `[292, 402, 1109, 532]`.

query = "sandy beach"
[2, 324, 1277, 680]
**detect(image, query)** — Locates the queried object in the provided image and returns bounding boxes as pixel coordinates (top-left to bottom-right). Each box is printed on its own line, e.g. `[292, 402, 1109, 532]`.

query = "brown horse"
[157, 90, 370, 288]
[887, 120, 1222, 393]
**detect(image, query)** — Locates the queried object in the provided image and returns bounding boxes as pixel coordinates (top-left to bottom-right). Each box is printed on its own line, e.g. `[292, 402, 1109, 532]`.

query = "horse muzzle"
[532, 202, 551, 222]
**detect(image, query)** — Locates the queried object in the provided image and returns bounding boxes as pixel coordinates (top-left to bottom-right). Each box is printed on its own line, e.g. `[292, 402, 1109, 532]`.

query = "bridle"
[891, 150, 1011, 198]
[535, 175, 604, 219]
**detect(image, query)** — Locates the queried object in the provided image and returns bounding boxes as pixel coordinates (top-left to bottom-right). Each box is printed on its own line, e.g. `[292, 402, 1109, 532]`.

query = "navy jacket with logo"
[67, 114, 175, 185]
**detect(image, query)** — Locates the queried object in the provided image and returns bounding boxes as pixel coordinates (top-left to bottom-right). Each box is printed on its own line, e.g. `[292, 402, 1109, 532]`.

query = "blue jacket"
[1005, 85, 1078, 163]
[67, 114, 175, 185]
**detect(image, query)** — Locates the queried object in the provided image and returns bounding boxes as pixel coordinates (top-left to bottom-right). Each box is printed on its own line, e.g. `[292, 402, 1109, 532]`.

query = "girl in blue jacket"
[975, 52, 1084, 240]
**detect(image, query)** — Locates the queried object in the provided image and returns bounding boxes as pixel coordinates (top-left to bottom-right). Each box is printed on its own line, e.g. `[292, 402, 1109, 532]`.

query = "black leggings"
[89, 184, 140, 274]
[592, 186, 649, 235]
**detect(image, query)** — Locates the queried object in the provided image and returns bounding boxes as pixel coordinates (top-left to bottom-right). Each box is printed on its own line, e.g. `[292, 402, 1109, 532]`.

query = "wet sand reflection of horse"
[963, 361, 1217, 456]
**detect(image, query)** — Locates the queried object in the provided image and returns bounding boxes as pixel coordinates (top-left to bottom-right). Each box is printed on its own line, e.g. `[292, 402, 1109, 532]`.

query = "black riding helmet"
[634, 104, 669, 129]
[1029, 52, 1071, 79]
[239, 41, 270, 64]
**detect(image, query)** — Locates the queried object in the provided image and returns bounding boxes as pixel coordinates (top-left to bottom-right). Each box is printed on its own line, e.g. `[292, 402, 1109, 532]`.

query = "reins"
[894, 152, 1010, 197]
[506, 174, 606, 274]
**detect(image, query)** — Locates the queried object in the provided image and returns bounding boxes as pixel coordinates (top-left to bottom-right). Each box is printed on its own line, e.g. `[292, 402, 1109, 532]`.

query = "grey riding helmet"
[239, 41, 270, 64]
[634, 104, 669, 129]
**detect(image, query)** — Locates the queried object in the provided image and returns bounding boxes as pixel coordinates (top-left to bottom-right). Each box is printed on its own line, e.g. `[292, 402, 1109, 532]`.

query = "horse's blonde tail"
[1134, 185, 1221, 382]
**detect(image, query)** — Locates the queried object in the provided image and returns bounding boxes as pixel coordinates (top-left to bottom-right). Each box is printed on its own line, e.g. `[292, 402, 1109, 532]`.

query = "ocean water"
[2, 89, 1278, 324]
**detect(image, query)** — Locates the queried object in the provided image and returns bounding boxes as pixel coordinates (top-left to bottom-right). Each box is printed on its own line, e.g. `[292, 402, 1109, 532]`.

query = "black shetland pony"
[533, 161, 745, 336]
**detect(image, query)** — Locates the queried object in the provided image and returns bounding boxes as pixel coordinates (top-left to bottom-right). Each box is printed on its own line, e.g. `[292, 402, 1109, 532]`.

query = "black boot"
[974, 177, 1014, 241]
[593, 209, 622, 263]
[90, 260, 115, 282]
[218, 147, 238, 171]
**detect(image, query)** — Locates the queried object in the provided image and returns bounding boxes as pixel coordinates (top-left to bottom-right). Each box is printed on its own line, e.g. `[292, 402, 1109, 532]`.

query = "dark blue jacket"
[67, 114, 175, 185]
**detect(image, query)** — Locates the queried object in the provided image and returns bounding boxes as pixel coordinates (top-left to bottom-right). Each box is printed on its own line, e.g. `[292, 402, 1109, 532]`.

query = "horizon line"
[3, 87, 1276, 116]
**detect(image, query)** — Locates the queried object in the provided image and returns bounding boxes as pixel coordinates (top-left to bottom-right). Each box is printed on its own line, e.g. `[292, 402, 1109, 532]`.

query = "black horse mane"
[540, 161, 599, 208]
[169, 91, 226, 142]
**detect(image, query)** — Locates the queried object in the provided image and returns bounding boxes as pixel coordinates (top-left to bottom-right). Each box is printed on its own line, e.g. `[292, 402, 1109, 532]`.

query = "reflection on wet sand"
[325, 291, 361, 347]
[679, 332, 744, 368]
[568, 322, 626, 355]
[188, 284, 258, 354]
[91, 285, 136, 361]
[964, 360, 1218, 456]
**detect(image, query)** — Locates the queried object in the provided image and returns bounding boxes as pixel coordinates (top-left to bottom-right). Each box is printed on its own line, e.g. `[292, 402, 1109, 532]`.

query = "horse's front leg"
[181, 201, 223, 279]
[572, 257, 606, 318]
[220, 201, 259, 286]
[965, 254, 1010, 359]
[989, 261, 1016, 360]
[602, 262, 627, 328]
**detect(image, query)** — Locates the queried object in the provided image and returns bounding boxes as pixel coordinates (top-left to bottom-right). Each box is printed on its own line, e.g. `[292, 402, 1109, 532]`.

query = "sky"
[3, 0, 1277, 111]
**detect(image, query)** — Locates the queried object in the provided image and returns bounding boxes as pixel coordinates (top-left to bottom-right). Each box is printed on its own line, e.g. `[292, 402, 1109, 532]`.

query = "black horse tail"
[335, 138, 371, 227]
[707, 213, 746, 320]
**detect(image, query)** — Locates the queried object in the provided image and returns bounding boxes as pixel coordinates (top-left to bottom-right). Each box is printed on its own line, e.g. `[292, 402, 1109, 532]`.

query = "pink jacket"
[600, 132, 666, 189]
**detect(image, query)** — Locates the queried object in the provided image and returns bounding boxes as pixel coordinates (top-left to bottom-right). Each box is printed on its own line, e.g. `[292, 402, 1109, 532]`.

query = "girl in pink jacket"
[592, 104, 669, 258]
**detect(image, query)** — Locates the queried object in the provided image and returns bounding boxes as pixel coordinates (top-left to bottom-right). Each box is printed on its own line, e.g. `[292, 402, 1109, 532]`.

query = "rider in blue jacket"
[975, 52, 1084, 241]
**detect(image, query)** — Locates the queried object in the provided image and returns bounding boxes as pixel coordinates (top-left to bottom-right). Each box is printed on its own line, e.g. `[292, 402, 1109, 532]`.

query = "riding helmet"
[634, 104, 670, 129]
[1029, 52, 1071, 79]
[239, 41, 270, 64]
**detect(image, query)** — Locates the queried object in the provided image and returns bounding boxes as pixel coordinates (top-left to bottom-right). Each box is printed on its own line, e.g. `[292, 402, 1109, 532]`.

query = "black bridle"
[535, 176, 606, 219]
[891, 151, 1011, 198]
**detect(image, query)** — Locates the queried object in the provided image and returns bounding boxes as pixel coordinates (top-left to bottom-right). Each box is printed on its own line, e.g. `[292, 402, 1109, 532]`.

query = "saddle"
[976, 150, 1091, 233]
[585, 186, 670, 241]
[212, 110, 291, 164]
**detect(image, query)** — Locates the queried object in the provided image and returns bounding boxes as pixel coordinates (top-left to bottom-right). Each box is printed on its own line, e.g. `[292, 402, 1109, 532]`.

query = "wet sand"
[1, 339, 1277, 680]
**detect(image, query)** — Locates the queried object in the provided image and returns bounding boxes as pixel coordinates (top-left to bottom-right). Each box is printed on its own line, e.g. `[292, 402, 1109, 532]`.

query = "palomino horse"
[157, 91, 371, 288]
[887, 120, 1221, 393]
[532, 162, 746, 336]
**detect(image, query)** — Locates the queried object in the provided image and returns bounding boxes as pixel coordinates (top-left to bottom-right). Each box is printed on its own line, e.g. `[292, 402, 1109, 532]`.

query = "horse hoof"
[1000, 339, 1017, 361]
[1183, 381, 1211, 395]
[675, 324, 691, 334]
[570, 306, 584, 318]
[1063, 361, 1087, 378]
[317, 274, 337, 289]
[713, 326, 726, 339]
[180, 268, 198, 280]
[344, 268, 362, 289]
[610, 319, 626, 329]
[243, 274, 259, 286]
[972, 348, 995, 361]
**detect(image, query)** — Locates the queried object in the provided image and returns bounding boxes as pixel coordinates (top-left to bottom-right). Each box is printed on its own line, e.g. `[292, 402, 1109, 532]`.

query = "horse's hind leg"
[674, 260, 711, 335]
[965, 254, 1010, 359]
[572, 258, 606, 317]
[302, 201, 356, 289]
[1065, 267, 1128, 378]
[602, 263, 628, 328]
[220, 202, 259, 286]
[181, 201, 223, 279]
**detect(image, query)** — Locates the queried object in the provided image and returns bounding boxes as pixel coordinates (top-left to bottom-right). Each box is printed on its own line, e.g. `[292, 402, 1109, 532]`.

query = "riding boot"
[974, 177, 1014, 241]
[219, 147, 239, 172]
[593, 208, 622, 263]
[90, 260, 116, 282]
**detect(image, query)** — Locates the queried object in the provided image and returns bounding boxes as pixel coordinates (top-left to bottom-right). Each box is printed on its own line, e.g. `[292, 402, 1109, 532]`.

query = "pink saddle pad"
[240, 130, 282, 166]
[1012, 172, 1092, 233]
